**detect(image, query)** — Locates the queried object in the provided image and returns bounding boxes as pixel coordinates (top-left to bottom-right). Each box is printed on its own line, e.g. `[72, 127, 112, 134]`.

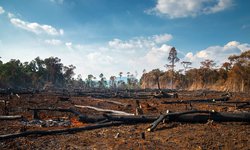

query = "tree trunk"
[241, 79, 244, 92]
[162, 97, 229, 104]
[157, 78, 161, 90]
[0, 122, 122, 140]
[101, 111, 250, 123]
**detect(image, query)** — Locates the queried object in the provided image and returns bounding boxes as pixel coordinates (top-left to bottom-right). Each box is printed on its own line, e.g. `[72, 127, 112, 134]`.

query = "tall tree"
[167, 47, 179, 89]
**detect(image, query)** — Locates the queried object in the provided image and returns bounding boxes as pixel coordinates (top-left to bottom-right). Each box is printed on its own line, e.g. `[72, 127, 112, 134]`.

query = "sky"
[0, 0, 250, 79]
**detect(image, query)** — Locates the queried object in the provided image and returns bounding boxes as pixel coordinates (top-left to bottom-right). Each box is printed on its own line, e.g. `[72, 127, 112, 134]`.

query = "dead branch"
[90, 98, 130, 107]
[147, 110, 213, 132]
[0, 115, 23, 120]
[0, 122, 122, 140]
[102, 114, 157, 123]
[162, 97, 229, 104]
[75, 105, 134, 116]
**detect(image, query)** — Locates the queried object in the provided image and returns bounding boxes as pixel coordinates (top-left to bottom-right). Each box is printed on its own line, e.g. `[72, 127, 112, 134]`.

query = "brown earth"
[0, 91, 250, 150]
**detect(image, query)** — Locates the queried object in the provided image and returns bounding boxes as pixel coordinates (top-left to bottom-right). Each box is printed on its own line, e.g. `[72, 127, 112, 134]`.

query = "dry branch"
[0, 115, 23, 120]
[90, 98, 129, 107]
[147, 110, 213, 131]
[0, 122, 122, 140]
[75, 105, 134, 116]
[162, 97, 229, 104]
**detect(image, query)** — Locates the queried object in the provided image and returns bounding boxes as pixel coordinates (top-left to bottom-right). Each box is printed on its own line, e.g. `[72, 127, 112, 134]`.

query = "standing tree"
[63, 65, 76, 87]
[200, 59, 217, 87]
[181, 61, 192, 73]
[118, 72, 123, 88]
[119, 72, 123, 80]
[127, 72, 131, 89]
[86, 74, 94, 88]
[200, 59, 216, 69]
[152, 69, 163, 90]
[109, 76, 116, 89]
[98, 73, 106, 89]
[228, 50, 250, 92]
[167, 47, 179, 89]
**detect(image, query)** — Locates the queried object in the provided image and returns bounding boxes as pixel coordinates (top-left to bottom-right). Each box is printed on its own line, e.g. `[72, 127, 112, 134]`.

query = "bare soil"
[0, 91, 250, 150]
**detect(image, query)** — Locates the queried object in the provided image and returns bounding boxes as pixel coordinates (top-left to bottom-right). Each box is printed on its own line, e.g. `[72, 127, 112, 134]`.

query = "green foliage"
[0, 57, 76, 89]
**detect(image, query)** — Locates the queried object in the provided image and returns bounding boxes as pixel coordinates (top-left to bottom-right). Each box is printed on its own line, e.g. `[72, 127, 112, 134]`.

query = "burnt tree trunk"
[0, 122, 122, 140]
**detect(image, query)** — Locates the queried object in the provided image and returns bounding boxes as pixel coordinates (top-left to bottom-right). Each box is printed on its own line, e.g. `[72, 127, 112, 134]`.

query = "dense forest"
[141, 50, 250, 92]
[0, 57, 139, 90]
[0, 57, 77, 89]
[0, 50, 249, 92]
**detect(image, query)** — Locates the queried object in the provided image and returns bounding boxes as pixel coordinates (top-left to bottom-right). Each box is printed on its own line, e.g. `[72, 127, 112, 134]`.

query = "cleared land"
[0, 90, 249, 149]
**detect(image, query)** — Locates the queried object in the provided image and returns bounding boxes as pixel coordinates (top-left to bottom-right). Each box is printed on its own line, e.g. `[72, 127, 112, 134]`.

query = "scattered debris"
[21, 118, 71, 127]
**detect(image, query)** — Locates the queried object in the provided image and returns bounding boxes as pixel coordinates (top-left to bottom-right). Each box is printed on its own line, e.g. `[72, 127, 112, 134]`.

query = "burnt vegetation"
[141, 50, 250, 92]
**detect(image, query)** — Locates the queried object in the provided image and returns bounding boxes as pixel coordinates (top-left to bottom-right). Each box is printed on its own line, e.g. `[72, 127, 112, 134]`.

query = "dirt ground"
[0, 91, 250, 150]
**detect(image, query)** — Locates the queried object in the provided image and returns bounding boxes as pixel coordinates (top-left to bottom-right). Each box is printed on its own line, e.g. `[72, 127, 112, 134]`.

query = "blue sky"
[0, 0, 250, 79]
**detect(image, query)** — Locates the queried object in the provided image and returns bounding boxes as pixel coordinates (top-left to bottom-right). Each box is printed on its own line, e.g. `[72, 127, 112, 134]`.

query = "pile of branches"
[0, 106, 250, 140]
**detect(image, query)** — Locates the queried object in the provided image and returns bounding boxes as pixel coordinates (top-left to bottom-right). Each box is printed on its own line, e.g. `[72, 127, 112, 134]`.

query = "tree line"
[0, 57, 139, 90]
[0, 50, 249, 92]
[140, 50, 250, 92]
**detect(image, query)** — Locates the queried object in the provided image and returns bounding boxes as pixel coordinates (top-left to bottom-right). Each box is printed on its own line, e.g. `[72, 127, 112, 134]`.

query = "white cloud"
[185, 41, 250, 67]
[45, 39, 62, 46]
[108, 33, 172, 50]
[153, 34, 173, 44]
[109, 38, 135, 49]
[10, 18, 64, 36]
[125, 44, 175, 75]
[185, 52, 193, 60]
[107, 34, 176, 76]
[145, 44, 172, 64]
[147, 0, 233, 18]
[87, 52, 114, 65]
[0, 6, 5, 14]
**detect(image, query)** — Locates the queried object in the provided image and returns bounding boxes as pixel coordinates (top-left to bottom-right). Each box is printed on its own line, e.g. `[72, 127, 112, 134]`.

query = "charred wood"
[162, 97, 229, 104]
[148, 110, 250, 131]
[0, 122, 123, 140]
[102, 111, 250, 124]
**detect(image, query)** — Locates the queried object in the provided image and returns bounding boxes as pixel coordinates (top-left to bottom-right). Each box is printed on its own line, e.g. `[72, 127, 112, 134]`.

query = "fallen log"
[0, 115, 23, 120]
[207, 101, 250, 109]
[148, 110, 170, 132]
[162, 97, 229, 104]
[102, 111, 250, 124]
[27, 107, 250, 125]
[102, 114, 157, 123]
[0, 122, 123, 140]
[147, 110, 213, 131]
[147, 110, 250, 131]
[75, 105, 134, 116]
